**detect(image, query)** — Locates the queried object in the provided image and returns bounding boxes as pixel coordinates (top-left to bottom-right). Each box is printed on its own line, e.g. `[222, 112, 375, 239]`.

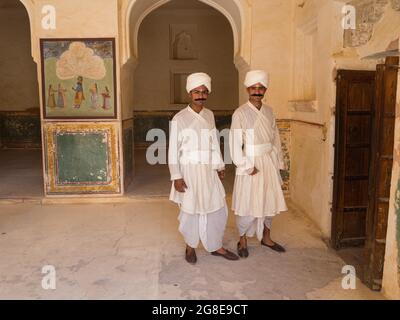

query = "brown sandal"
[237, 242, 249, 258]
[185, 247, 197, 264]
[211, 249, 239, 261]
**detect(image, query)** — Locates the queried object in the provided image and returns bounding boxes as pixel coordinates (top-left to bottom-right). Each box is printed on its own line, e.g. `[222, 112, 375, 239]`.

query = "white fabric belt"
[245, 143, 272, 157]
[181, 150, 212, 163]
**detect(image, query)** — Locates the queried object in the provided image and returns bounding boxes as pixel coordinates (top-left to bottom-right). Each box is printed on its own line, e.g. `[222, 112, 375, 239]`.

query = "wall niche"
[170, 24, 198, 60]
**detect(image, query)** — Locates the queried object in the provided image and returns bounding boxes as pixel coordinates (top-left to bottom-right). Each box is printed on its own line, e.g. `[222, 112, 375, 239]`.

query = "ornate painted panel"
[0, 110, 41, 148]
[40, 38, 117, 119]
[44, 122, 120, 195]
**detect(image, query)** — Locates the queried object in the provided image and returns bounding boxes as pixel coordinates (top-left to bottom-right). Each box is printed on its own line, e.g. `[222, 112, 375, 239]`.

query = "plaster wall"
[382, 71, 400, 300]
[333, 1, 400, 299]
[249, 0, 293, 119]
[132, 1, 238, 111]
[289, 0, 400, 298]
[289, 0, 341, 237]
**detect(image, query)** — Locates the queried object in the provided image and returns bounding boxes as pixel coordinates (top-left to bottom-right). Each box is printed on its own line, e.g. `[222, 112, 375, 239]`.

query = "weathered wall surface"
[289, 0, 341, 237]
[382, 72, 400, 300]
[250, 0, 293, 120]
[289, 0, 400, 299]
[336, 0, 400, 300]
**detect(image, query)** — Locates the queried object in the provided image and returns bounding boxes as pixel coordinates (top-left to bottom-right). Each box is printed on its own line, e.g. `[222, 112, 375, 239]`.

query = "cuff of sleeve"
[279, 161, 285, 171]
[170, 174, 183, 181]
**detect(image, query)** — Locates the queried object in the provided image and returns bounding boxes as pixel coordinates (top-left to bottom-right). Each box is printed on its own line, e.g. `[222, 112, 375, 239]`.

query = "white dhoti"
[178, 205, 228, 252]
[236, 215, 273, 241]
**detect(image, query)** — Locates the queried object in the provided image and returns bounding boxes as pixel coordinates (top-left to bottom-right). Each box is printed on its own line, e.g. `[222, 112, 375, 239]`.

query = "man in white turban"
[229, 70, 288, 258]
[169, 72, 239, 264]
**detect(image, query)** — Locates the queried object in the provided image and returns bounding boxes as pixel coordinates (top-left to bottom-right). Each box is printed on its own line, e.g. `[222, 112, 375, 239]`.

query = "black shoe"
[185, 247, 197, 264]
[211, 249, 239, 261]
[237, 242, 249, 258]
[261, 240, 286, 253]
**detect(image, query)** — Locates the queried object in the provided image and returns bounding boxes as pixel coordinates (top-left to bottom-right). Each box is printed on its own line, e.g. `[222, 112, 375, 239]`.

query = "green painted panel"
[56, 133, 109, 184]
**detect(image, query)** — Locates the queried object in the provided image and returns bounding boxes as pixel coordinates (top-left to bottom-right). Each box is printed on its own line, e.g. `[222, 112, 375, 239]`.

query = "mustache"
[251, 94, 264, 97]
[195, 99, 207, 101]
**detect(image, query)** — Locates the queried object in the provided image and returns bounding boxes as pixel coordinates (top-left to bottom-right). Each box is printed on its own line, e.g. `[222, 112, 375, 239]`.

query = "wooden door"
[364, 57, 399, 290]
[332, 70, 376, 249]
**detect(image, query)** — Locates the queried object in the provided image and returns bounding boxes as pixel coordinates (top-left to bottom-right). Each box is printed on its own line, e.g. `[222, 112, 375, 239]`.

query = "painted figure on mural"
[72, 76, 85, 108]
[47, 84, 57, 108]
[89, 83, 99, 109]
[102, 86, 111, 110]
[56, 84, 67, 108]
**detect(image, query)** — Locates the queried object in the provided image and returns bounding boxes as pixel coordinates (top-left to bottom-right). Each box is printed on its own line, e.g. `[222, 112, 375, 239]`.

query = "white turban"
[244, 70, 269, 88]
[186, 72, 212, 93]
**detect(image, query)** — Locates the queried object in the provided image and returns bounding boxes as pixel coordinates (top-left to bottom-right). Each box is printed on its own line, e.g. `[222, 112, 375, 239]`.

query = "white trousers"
[236, 216, 273, 241]
[178, 205, 228, 252]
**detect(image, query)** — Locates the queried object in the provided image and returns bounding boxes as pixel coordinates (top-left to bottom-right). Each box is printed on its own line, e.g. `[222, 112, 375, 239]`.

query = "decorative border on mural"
[44, 122, 120, 195]
[0, 109, 41, 148]
[40, 38, 117, 120]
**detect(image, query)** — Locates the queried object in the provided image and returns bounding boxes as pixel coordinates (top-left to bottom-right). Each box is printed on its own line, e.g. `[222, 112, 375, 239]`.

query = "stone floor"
[0, 148, 385, 299]
[0, 198, 384, 300]
[0, 149, 43, 198]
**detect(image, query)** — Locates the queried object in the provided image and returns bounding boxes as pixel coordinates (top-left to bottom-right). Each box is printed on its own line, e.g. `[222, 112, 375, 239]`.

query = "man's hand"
[217, 170, 225, 181]
[249, 167, 259, 176]
[174, 179, 188, 193]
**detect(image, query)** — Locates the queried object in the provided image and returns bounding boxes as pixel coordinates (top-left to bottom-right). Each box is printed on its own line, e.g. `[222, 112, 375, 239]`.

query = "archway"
[124, 0, 240, 195]
[0, 0, 43, 198]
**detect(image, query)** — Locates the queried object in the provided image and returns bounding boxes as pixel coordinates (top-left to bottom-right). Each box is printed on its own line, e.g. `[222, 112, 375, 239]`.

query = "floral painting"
[40, 38, 116, 119]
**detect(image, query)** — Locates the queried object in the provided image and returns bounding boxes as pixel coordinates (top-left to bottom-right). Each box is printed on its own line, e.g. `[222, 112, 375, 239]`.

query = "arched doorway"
[124, 0, 239, 195]
[0, 0, 43, 198]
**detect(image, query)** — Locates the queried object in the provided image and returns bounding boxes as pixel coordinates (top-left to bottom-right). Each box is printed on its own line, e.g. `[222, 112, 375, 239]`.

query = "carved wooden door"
[364, 57, 399, 290]
[332, 70, 376, 249]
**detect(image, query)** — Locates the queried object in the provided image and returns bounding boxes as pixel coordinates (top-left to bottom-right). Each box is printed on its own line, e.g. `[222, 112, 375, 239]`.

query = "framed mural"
[43, 122, 120, 195]
[40, 38, 117, 119]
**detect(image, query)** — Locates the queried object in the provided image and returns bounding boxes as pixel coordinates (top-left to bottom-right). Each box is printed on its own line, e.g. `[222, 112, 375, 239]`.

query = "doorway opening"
[0, 0, 43, 199]
[125, 0, 239, 196]
[332, 57, 399, 290]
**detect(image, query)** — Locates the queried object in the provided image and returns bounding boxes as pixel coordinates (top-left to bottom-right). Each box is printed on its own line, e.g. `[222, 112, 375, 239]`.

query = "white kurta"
[169, 106, 227, 251]
[230, 102, 288, 220]
[169, 106, 226, 214]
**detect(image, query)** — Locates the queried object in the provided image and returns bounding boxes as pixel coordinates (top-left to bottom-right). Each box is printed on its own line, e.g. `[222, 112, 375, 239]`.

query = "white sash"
[246, 102, 281, 175]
